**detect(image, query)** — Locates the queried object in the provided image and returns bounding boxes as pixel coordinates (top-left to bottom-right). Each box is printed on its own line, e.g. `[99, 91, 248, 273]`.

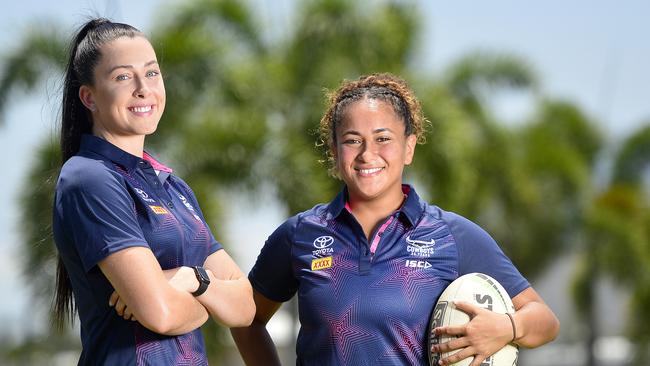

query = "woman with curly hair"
[232, 73, 559, 366]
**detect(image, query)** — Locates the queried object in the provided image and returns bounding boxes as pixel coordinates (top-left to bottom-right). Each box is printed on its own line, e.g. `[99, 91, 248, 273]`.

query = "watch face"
[196, 266, 210, 283]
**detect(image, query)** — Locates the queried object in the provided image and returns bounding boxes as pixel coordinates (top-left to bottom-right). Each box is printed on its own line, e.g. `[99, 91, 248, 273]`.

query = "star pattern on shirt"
[327, 251, 361, 299]
[319, 301, 374, 364]
[175, 332, 205, 365]
[374, 314, 428, 365]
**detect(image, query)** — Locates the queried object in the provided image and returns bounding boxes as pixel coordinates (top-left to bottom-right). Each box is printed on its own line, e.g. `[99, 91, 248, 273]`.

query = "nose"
[133, 76, 151, 98]
[356, 141, 376, 162]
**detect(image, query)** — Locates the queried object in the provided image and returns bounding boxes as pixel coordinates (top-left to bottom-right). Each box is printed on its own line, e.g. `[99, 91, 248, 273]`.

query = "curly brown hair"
[318, 73, 429, 176]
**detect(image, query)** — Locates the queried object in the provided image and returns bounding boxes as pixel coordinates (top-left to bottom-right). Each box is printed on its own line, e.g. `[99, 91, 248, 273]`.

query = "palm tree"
[576, 123, 650, 364]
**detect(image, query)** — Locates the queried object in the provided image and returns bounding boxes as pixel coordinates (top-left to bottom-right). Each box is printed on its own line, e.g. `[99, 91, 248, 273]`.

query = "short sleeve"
[446, 212, 530, 298]
[248, 216, 300, 302]
[56, 160, 149, 272]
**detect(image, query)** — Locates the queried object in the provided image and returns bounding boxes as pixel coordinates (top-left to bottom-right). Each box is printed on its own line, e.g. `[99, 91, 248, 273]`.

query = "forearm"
[121, 271, 209, 335]
[231, 321, 282, 366]
[512, 300, 560, 348]
[153, 288, 210, 335]
[198, 276, 255, 327]
[100, 249, 209, 336]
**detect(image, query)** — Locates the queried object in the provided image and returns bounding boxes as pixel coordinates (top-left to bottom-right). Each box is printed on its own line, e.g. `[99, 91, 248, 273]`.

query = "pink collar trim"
[143, 152, 173, 173]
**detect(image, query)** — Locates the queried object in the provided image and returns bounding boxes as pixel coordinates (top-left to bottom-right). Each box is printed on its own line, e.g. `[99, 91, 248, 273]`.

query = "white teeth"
[130, 105, 152, 113]
[359, 167, 382, 174]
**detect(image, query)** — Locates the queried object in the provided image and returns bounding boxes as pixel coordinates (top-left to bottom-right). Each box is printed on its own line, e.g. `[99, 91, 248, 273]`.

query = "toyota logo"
[313, 236, 334, 249]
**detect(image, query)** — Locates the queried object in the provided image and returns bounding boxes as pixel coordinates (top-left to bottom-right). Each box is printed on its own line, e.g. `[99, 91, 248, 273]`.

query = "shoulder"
[292, 202, 332, 228]
[440, 209, 484, 233]
[418, 203, 495, 247]
[57, 156, 123, 195]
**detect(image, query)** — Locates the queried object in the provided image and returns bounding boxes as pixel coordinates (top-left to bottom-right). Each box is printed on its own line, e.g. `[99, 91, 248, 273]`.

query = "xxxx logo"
[149, 205, 169, 215]
[311, 256, 333, 271]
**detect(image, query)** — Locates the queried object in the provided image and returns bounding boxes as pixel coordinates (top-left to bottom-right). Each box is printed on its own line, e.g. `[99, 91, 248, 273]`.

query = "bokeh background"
[1, 0, 649, 365]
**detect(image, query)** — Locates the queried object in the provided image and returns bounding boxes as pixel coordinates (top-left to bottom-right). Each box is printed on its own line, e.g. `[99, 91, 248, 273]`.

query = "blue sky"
[0, 0, 648, 342]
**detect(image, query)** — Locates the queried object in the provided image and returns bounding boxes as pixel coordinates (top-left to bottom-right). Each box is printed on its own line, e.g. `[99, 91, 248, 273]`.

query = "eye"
[146, 69, 160, 78]
[115, 74, 131, 81]
[377, 136, 391, 143]
[342, 138, 361, 145]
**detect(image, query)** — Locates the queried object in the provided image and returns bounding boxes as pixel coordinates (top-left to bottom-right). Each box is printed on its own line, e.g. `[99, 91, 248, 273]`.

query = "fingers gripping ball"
[428, 273, 519, 366]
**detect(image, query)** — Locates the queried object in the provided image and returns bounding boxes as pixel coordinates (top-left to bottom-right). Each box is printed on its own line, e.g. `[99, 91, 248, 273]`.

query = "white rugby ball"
[428, 273, 519, 366]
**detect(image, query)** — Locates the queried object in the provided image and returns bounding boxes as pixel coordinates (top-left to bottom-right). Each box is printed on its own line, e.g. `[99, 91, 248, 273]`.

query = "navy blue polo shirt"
[249, 185, 529, 365]
[53, 134, 222, 365]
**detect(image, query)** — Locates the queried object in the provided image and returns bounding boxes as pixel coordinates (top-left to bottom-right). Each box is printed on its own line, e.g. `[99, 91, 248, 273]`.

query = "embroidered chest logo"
[406, 235, 436, 257]
[312, 235, 335, 257]
[178, 194, 202, 222]
[134, 187, 156, 203]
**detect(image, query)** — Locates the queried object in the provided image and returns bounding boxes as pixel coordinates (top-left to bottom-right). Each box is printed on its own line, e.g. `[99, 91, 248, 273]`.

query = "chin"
[141, 122, 160, 135]
[349, 185, 384, 201]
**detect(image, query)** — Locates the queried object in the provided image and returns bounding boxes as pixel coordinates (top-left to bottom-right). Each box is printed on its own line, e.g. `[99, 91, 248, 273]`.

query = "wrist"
[505, 312, 518, 343]
[191, 266, 210, 297]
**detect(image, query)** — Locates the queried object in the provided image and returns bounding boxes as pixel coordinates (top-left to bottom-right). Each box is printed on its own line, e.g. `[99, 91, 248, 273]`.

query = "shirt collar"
[399, 184, 423, 226]
[326, 184, 424, 227]
[143, 151, 173, 173]
[79, 134, 172, 173]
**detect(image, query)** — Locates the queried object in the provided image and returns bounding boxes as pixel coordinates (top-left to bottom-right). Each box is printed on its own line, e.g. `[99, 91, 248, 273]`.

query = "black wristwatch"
[192, 266, 210, 297]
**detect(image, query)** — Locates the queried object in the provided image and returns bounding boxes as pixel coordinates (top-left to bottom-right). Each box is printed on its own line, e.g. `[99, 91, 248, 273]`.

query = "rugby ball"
[428, 273, 518, 366]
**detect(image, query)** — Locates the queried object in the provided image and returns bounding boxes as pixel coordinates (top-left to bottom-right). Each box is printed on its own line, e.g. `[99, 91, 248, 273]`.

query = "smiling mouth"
[356, 167, 384, 175]
[129, 105, 153, 113]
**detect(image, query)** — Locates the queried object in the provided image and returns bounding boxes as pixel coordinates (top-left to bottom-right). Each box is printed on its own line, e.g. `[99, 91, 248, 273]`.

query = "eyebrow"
[341, 127, 394, 135]
[107, 60, 158, 75]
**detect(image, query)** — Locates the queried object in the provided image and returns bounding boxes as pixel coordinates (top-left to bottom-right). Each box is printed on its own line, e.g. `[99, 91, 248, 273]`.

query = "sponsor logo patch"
[312, 235, 335, 257]
[178, 194, 202, 222]
[313, 236, 334, 249]
[134, 188, 156, 203]
[311, 256, 333, 271]
[406, 235, 436, 257]
[149, 205, 169, 215]
[405, 259, 432, 269]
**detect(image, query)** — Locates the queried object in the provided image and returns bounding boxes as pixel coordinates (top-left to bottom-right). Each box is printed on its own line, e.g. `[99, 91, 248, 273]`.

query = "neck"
[347, 187, 405, 240]
[93, 129, 145, 158]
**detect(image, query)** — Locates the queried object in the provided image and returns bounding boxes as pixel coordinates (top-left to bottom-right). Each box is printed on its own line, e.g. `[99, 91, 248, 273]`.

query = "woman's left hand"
[109, 291, 137, 321]
[430, 300, 514, 366]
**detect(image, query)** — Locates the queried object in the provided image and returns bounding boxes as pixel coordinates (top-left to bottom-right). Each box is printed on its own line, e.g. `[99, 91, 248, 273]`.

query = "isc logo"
[405, 260, 432, 269]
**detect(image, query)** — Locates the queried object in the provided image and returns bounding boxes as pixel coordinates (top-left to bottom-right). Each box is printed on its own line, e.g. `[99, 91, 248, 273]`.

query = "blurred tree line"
[1, 0, 649, 365]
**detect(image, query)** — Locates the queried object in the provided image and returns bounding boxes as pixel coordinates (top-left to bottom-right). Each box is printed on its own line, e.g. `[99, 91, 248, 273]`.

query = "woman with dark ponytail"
[53, 18, 254, 365]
